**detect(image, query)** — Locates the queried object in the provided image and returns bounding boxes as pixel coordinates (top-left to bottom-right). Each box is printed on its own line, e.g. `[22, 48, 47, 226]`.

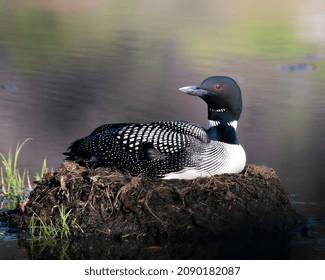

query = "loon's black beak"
[179, 85, 209, 97]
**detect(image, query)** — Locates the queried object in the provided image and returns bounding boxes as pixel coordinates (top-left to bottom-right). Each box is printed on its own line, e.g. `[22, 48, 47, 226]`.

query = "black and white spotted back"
[65, 121, 211, 177]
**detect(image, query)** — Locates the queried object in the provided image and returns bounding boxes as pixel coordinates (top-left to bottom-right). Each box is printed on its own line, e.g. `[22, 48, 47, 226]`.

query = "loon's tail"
[63, 138, 86, 161]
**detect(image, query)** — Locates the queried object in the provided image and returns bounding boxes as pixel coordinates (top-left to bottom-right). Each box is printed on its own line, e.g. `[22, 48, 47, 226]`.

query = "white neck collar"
[207, 120, 238, 130]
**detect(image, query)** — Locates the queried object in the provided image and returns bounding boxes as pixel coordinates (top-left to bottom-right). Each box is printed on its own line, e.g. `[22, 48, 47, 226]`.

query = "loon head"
[179, 76, 242, 125]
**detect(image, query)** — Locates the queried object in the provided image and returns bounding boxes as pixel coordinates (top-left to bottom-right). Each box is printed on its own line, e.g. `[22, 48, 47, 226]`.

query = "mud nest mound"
[15, 162, 299, 242]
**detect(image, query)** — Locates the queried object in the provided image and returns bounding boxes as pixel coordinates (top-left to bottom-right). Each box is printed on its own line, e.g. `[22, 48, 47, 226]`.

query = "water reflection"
[0, 84, 17, 90]
[304, 54, 325, 60]
[290, 217, 325, 259]
[0, 0, 325, 259]
[17, 233, 293, 260]
[277, 63, 316, 72]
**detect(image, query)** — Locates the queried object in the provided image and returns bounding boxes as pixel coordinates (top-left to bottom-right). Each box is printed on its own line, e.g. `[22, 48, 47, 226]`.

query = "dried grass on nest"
[17, 162, 299, 241]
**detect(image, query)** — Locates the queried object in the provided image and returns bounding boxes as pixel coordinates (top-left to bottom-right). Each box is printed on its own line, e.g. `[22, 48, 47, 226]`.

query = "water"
[0, 0, 325, 259]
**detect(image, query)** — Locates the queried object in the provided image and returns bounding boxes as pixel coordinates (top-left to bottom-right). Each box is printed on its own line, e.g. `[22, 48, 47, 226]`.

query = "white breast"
[162, 142, 246, 180]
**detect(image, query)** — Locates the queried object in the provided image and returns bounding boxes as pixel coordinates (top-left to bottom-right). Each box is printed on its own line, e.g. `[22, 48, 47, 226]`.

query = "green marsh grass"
[0, 138, 31, 197]
[35, 157, 47, 181]
[0, 139, 48, 199]
[30, 205, 79, 240]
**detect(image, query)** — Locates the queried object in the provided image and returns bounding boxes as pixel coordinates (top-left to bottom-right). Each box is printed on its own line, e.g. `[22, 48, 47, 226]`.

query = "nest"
[13, 161, 299, 243]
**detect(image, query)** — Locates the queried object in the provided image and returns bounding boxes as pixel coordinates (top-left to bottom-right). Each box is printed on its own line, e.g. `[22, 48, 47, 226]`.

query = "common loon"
[64, 76, 246, 180]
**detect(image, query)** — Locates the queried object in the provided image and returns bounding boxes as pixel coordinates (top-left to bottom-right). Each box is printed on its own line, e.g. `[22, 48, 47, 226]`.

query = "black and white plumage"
[64, 76, 246, 179]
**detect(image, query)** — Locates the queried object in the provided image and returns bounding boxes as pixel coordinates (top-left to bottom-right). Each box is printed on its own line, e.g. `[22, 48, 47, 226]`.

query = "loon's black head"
[179, 76, 242, 124]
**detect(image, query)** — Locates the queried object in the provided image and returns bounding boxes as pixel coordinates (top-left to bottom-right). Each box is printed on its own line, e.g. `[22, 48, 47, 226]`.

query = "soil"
[10, 161, 300, 245]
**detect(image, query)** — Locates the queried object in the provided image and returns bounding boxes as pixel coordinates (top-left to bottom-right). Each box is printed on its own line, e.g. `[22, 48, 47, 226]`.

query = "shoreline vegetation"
[0, 139, 32, 197]
[0, 139, 47, 198]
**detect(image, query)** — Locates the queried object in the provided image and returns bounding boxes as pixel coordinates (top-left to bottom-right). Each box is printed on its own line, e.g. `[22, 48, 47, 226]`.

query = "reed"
[0, 139, 31, 197]
[35, 157, 47, 181]
[29, 205, 77, 240]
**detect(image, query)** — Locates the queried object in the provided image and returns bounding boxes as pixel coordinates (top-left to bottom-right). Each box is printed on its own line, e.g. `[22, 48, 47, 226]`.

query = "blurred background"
[0, 0, 324, 258]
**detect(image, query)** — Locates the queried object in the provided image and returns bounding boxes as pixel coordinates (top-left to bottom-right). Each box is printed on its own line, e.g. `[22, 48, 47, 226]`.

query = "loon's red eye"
[215, 84, 222, 90]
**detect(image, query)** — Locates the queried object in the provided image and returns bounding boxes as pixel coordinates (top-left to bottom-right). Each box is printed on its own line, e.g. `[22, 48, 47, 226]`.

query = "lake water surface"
[0, 0, 324, 259]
